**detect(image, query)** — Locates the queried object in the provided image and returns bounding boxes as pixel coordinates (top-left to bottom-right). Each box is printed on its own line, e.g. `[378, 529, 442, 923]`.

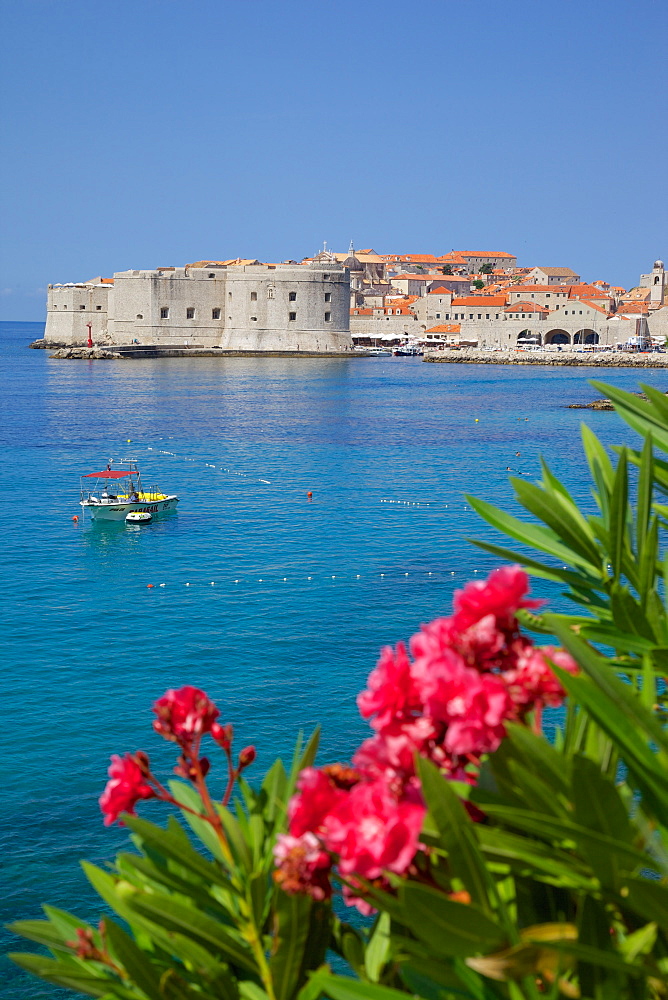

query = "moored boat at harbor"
[80, 460, 179, 521]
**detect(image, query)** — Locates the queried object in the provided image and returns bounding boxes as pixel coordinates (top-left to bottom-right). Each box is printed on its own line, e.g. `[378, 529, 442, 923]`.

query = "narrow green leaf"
[270, 890, 313, 1000]
[8, 953, 114, 998]
[364, 913, 390, 983]
[635, 432, 654, 554]
[466, 495, 599, 572]
[398, 883, 506, 958]
[103, 918, 163, 1000]
[313, 972, 428, 1000]
[126, 892, 257, 973]
[416, 757, 494, 913]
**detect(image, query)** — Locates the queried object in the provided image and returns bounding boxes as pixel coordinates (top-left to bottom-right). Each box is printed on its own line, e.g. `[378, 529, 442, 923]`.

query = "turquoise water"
[2, 321, 664, 997]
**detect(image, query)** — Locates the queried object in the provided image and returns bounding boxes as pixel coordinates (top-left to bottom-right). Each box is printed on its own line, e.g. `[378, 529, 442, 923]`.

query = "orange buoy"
[72, 515, 79, 522]
[307, 491, 313, 498]
[147, 584, 154, 589]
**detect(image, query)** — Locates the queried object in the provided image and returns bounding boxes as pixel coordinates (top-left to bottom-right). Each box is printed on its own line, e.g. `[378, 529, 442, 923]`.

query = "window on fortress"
[323, 274, 329, 280]
[228, 292, 232, 299]
[486, 314, 490, 319]
[250, 291, 257, 302]
[251, 316, 257, 321]
[268, 288, 275, 299]
[289, 312, 297, 321]
[187, 308, 195, 319]
[209, 273, 215, 278]
[289, 292, 297, 302]
[478, 314, 482, 319]
[325, 312, 331, 322]
[469, 314, 473, 319]
[212, 308, 221, 319]
[436, 313, 441, 319]
[97, 305, 102, 311]
[63, 304, 67, 309]
[446, 313, 450, 320]
[160, 308, 169, 319]
[324, 292, 332, 302]
[79, 304, 85, 310]
[136, 314, 143, 319]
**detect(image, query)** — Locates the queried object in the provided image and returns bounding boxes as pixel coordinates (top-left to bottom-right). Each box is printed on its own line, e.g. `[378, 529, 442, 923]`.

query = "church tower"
[650, 260, 666, 304]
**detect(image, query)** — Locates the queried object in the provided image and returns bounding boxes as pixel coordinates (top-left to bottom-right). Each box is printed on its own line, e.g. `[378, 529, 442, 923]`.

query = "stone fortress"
[45, 260, 352, 353]
[44, 248, 668, 355]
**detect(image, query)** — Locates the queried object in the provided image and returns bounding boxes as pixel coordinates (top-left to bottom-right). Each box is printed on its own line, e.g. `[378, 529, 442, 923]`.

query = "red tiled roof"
[451, 296, 507, 307]
[426, 324, 461, 333]
[505, 301, 548, 313]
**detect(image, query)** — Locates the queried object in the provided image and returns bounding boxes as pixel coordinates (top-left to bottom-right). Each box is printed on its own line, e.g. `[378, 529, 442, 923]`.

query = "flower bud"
[132, 751, 151, 775]
[211, 722, 234, 750]
[238, 745, 256, 770]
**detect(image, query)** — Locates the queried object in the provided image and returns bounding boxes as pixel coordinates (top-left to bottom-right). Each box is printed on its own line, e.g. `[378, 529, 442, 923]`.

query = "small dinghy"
[126, 511, 152, 524]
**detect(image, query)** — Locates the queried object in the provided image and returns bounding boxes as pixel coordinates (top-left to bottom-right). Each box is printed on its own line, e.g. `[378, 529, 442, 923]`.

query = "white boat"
[80, 460, 179, 521]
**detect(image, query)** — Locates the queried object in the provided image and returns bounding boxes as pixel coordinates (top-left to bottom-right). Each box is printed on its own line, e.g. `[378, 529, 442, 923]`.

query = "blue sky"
[1, 0, 666, 320]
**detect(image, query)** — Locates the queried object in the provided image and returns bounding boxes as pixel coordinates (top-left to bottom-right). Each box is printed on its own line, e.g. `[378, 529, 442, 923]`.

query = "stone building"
[45, 262, 352, 352]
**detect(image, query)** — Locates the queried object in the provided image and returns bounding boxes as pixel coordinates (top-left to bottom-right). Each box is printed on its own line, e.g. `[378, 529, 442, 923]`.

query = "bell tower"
[650, 259, 666, 304]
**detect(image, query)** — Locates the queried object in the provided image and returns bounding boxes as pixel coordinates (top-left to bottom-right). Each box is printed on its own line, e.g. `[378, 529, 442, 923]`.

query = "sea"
[1, 321, 662, 997]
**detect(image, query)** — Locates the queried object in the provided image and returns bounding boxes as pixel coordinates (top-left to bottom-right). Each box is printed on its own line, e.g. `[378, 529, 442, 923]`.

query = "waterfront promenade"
[424, 348, 668, 368]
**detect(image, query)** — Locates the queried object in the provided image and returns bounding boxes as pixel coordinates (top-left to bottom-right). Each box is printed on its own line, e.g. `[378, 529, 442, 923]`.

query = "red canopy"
[84, 470, 136, 479]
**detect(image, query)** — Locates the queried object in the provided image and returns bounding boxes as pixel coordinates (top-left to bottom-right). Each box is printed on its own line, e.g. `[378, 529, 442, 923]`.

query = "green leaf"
[8, 953, 115, 998]
[270, 889, 313, 1000]
[364, 913, 390, 984]
[103, 918, 163, 1000]
[123, 814, 238, 893]
[398, 883, 506, 958]
[466, 495, 599, 572]
[312, 972, 427, 1000]
[125, 892, 257, 973]
[416, 757, 495, 913]
[8, 918, 73, 953]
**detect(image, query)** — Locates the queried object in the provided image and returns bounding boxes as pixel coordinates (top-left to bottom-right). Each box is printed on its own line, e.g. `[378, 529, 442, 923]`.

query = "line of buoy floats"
[143, 569, 480, 589]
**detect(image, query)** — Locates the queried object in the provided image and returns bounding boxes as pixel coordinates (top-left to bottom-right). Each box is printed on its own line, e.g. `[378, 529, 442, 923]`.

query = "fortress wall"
[222, 265, 351, 351]
[44, 263, 352, 352]
[45, 284, 111, 344]
[108, 268, 226, 347]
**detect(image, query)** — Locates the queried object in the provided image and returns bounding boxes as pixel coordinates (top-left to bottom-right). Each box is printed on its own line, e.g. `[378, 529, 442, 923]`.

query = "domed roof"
[654, 260, 664, 269]
[343, 255, 364, 272]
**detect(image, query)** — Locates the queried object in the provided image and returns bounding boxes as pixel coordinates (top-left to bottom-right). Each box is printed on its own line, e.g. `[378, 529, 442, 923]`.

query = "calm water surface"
[2, 322, 665, 997]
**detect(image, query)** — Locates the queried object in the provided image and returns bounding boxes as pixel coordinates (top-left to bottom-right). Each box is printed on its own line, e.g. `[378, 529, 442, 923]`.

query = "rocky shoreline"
[424, 348, 668, 368]
[29, 340, 365, 360]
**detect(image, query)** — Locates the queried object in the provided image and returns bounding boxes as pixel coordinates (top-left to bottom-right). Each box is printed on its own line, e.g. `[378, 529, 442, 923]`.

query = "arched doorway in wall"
[517, 329, 541, 346]
[545, 329, 571, 345]
[574, 330, 599, 345]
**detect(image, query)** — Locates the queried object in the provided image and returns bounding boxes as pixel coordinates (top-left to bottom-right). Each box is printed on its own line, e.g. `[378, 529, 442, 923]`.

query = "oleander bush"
[10, 382, 668, 1000]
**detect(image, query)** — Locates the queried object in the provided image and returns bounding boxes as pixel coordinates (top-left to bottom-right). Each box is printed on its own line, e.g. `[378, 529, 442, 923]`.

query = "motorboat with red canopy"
[80, 460, 179, 521]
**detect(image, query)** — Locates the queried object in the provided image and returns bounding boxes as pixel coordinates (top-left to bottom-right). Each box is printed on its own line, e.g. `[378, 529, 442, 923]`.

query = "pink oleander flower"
[273, 832, 332, 901]
[152, 686, 219, 745]
[357, 641, 422, 732]
[505, 645, 578, 711]
[288, 767, 350, 838]
[323, 779, 425, 880]
[451, 565, 541, 633]
[354, 717, 439, 787]
[413, 651, 513, 756]
[99, 753, 156, 826]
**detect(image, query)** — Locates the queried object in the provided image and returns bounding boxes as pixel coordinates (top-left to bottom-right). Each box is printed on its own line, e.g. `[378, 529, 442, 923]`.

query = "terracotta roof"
[428, 286, 452, 294]
[351, 308, 373, 316]
[451, 296, 507, 307]
[505, 301, 548, 313]
[383, 254, 438, 264]
[568, 284, 612, 300]
[426, 324, 461, 333]
[457, 251, 516, 259]
[100, 278, 115, 284]
[530, 266, 580, 277]
[616, 301, 650, 315]
[391, 273, 448, 282]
